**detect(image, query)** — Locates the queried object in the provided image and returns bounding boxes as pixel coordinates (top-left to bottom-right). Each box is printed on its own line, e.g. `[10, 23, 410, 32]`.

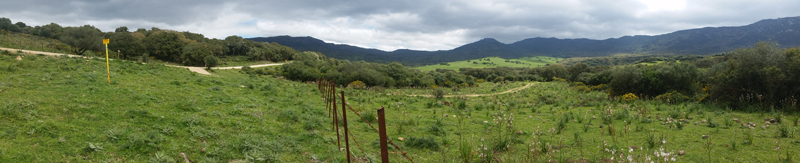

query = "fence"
[317, 78, 414, 163]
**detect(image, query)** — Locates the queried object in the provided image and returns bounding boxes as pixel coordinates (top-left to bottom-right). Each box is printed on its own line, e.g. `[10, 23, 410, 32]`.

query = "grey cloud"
[2, 0, 800, 51]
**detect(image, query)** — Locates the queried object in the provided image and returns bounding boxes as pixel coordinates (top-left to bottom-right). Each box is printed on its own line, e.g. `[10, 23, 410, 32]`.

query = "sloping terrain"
[251, 16, 800, 66]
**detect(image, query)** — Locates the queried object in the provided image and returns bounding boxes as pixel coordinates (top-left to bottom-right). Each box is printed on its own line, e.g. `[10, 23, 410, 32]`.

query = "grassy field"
[1, 52, 799, 162]
[414, 56, 562, 71]
[0, 33, 81, 56]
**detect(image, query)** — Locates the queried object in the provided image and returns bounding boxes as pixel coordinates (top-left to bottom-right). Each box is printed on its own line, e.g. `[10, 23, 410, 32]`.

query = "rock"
[599, 124, 604, 128]
[398, 137, 404, 141]
[702, 120, 707, 123]
[766, 122, 771, 125]
[749, 126, 755, 129]
[733, 118, 740, 123]
[770, 119, 778, 123]
[761, 126, 766, 129]
[766, 124, 770, 127]
[180, 153, 192, 163]
[679, 150, 685, 156]
[647, 115, 651, 119]
[702, 135, 709, 139]
[592, 116, 596, 119]
[658, 118, 664, 121]
[15, 56, 23, 61]
[682, 119, 690, 123]
[694, 122, 699, 125]
[687, 117, 693, 120]
[661, 122, 665, 125]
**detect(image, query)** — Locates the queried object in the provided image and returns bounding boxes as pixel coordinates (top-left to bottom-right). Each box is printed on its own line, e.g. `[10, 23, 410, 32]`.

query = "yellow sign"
[104, 39, 110, 83]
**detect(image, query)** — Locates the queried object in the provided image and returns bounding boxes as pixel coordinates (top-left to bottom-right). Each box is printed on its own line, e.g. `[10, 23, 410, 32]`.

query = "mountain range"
[249, 16, 800, 66]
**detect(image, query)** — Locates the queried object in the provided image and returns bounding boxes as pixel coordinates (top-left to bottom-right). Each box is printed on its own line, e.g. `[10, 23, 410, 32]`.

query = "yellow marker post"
[103, 39, 110, 83]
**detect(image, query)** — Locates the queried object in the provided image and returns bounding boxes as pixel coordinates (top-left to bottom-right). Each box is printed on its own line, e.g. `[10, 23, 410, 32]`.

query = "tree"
[609, 66, 642, 96]
[14, 22, 26, 28]
[36, 23, 64, 39]
[0, 17, 21, 32]
[115, 26, 129, 33]
[204, 55, 219, 69]
[60, 25, 103, 55]
[224, 35, 250, 56]
[567, 63, 589, 82]
[541, 64, 568, 81]
[143, 31, 185, 61]
[181, 43, 214, 66]
[108, 32, 144, 59]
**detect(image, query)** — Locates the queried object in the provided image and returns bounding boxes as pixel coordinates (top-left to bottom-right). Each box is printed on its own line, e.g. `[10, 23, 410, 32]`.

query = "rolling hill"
[249, 16, 800, 66]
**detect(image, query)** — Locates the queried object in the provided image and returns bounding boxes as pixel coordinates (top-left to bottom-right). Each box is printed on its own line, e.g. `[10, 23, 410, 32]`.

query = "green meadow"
[1, 52, 798, 162]
[414, 56, 562, 72]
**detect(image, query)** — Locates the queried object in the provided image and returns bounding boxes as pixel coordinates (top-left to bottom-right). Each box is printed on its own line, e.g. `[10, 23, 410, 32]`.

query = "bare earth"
[404, 83, 535, 97]
[1, 47, 285, 75]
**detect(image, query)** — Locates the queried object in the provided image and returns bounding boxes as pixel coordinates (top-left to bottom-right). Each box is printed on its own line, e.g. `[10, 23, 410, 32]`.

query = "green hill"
[413, 56, 562, 71]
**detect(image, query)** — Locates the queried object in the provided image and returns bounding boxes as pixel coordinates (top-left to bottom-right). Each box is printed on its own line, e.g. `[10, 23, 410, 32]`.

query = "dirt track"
[1, 47, 285, 75]
[405, 83, 535, 97]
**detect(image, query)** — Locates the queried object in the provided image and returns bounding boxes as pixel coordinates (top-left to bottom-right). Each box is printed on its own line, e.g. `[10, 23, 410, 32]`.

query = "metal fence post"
[333, 82, 341, 148]
[378, 106, 389, 163]
[342, 91, 351, 163]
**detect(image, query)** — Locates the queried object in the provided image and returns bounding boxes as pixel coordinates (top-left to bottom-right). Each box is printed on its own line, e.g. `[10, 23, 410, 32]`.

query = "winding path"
[1, 47, 285, 75]
[405, 83, 535, 97]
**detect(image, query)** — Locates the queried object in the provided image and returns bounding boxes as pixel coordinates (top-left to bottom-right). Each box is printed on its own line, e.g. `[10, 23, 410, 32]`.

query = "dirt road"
[0, 47, 83, 58]
[405, 83, 535, 97]
[172, 63, 286, 75]
[1, 47, 285, 75]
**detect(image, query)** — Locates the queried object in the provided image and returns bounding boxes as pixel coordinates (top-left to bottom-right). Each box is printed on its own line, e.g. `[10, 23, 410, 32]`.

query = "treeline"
[0, 17, 301, 67]
[255, 41, 800, 110]
[246, 56, 478, 89]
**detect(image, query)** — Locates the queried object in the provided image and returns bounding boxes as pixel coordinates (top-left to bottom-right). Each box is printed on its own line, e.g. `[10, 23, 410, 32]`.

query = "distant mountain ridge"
[249, 16, 800, 66]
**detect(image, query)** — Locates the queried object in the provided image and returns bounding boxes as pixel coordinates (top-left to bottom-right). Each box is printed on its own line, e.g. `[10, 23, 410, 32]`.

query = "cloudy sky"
[2, 0, 800, 51]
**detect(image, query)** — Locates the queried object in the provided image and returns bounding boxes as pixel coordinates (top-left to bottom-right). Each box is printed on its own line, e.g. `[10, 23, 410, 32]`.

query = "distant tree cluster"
[0, 17, 305, 67]
[245, 56, 476, 88]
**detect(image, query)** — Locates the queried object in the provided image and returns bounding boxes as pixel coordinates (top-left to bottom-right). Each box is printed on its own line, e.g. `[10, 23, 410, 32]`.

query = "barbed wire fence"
[317, 78, 415, 163]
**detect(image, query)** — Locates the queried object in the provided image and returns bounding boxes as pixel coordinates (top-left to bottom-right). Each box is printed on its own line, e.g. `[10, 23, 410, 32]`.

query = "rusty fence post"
[378, 106, 389, 163]
[333, 82, 341, 148]
[342, 91, 351, 163]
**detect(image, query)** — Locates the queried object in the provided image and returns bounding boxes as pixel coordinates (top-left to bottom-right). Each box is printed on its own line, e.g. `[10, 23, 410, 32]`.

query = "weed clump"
[405, 136, 440, 151]
[428, 125, 447, 136]
[278, 109, 300, 122]
[359, 110, 376, 123]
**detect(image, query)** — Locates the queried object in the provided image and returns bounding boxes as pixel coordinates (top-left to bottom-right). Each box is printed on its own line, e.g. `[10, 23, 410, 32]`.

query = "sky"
[2, 0, 800, 51]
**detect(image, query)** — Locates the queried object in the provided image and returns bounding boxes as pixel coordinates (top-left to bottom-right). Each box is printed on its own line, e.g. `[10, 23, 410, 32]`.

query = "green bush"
[433, 89, 445, 99]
